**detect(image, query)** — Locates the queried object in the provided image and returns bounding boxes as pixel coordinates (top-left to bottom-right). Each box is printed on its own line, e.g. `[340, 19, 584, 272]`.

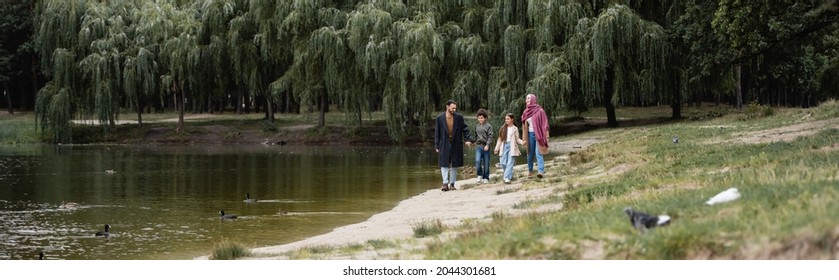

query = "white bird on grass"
[705, 187, 741, 205]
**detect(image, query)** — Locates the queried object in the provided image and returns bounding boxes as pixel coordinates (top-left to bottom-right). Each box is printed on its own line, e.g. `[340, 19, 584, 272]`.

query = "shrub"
[210, 239, 250, 260]
[412, 219, 444, 238]
[743, 102, 774, 120]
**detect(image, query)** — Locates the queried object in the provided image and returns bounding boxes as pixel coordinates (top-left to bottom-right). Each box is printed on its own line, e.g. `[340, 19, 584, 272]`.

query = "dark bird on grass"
[672, 135, 679, 144]
[219, 210, 238, 220]
[95, 224, 111, 237]
[243, 193, 257, 203]
[624, 207, 670, 232]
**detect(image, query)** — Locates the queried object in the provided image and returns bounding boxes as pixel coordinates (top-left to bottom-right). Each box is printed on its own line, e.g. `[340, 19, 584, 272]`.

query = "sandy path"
[195, 138, 600, 260]
[241, 178, 560, 259]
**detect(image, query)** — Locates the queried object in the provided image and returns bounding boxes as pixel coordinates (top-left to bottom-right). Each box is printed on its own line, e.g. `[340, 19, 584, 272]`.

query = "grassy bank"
[0, 110, 399, 145]
[0, 112, 42, 144]
[424, 100, 839, 259]
[5, 103, 838, 259]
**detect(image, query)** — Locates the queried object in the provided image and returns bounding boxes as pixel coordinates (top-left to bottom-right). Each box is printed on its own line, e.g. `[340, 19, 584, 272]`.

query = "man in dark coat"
[434, 100, 473, 191]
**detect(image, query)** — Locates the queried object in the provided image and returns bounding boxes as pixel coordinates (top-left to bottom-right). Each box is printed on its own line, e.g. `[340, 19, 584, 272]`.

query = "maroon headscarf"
[521, 94, 550, 148]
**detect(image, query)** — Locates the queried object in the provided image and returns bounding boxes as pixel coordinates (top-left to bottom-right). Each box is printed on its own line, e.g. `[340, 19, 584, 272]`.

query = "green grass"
[425, 100, 839, 259]
[367, 239, 398, 250]
[0, 109, 398, 144]
[210, 239, 251, 260]
[412, 219, 445, 238]
[285, 245, 338, 259]
[0, 113, 41, 144]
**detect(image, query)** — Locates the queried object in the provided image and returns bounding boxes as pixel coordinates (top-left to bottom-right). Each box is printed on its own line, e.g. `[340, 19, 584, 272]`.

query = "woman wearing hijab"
[521, 93, 550, 178]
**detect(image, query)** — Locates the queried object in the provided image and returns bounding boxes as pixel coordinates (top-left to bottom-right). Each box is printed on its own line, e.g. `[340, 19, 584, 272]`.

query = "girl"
[493, 113, 526, 183]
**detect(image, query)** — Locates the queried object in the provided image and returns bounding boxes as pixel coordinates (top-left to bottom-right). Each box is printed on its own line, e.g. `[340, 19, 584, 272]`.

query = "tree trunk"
[318, 92, 326, 128]
[605, 67, 618, 127]
[672, 73, 682, 119]
[173, 80, 184, 132]
[265, 93, 274, 122]
[355, 99, 362, 127]
[236, 91, 243, 114]
[191, 97, 198, 114]
[671, 94, 682, 120]
[135, 94, 144, 127]
[735, 64, 743, 110]
[4, 83, 13, 115]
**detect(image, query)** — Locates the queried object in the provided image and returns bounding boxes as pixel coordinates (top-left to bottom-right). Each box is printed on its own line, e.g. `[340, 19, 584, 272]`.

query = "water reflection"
[0, 144, 443, 260]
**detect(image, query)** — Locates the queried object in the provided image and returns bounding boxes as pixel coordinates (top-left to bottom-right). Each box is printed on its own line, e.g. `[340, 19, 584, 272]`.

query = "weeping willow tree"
[79, 48, 121, 128]
[307, 26, 349, 127]
[502, 25, 529, 101]
[30, 0, 697, 144]
[521, 1, 593, 117]
[35, 0, 83, 78]
[345, 2, 399, 126]
[450, 35, 492, 111]
[568, 4, 671, 127]
[227, 13, 259, 115]
[384, 12, 444, 142]
[132, 0, 182, 121]
[528, 0, 586, 50]
[310, 9, 361, 128]
[34, 0, 84, 143]
[268, 0, 329, 124]
[123, 47, 157, 126]
[486, 66, 518, 129]
[77, 0, 129, 129]
[159, 5, 200, 132]
[526, 50, 572, 118]
[196, 0, 236, 115]
[498, 0, 529, 28]
[35, 49, 75, 143]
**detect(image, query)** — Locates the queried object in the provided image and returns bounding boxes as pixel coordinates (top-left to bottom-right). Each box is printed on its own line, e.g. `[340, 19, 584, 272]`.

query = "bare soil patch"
[714, 117, 839, 144]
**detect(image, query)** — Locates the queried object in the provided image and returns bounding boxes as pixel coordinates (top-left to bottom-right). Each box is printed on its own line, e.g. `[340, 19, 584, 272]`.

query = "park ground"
[3, 102, 838, 259]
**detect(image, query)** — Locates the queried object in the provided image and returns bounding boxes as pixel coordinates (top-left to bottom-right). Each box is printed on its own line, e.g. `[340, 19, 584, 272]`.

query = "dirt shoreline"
[195, 138, 601, 260]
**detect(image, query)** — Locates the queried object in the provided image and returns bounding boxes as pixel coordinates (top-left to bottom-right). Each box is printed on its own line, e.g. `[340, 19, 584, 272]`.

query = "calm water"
[0, 144, 449, 260]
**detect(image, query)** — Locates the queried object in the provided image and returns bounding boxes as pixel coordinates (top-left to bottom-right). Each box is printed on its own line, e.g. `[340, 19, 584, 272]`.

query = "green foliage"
[210, 239, 250, 260]
[26, 0, 839, 143]
[742, 101, 774, 120]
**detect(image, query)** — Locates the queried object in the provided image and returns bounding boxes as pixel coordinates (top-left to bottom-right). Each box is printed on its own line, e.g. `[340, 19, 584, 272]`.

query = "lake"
[0, 144, 455, 260]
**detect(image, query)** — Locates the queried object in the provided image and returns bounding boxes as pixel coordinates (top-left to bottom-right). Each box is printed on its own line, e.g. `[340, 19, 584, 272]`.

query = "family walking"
[434, 93, 550, 190]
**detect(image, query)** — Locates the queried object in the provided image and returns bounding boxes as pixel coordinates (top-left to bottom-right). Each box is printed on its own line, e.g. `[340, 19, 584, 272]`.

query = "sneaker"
[537, 173, 544, 178]
[441, 184, 449, 191]
[504, 179, 511, 184]
[476, 176, 482, 183]
[449, 183, 456, 190]
[528, 171, 534, 177]
[482, 179, 489, 184]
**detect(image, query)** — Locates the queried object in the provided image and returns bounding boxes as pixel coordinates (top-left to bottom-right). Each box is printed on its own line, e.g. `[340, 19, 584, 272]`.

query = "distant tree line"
[0, 0, 837, 143]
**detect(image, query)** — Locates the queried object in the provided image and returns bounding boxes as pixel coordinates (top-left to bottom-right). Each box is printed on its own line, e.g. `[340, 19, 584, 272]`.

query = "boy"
[474, 109, 493, 184]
